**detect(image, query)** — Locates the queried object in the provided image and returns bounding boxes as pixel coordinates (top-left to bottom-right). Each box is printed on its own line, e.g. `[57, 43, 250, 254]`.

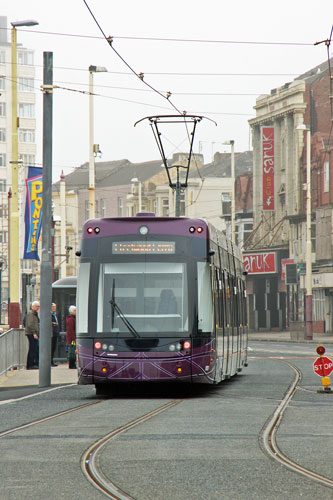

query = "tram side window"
[77, 263, 90, 333]
[197, 262, 213, 333]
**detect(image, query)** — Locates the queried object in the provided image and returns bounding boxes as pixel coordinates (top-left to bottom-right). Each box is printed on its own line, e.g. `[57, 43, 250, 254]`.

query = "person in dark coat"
[25, 301, 40, 370]
[66, 305, 76, 369]
[51, 303, 60, 367]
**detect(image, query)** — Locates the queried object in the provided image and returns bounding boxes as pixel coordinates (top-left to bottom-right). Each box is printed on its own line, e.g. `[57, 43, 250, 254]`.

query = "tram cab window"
[77, 263, 90, 333]
[97, 262, 188, 335]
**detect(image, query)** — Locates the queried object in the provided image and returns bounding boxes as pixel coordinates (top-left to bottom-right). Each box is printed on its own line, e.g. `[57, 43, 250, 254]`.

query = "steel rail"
[261, 361, 333, 488]
[81, 399, 182, 500]
[0, 401, 102, 438]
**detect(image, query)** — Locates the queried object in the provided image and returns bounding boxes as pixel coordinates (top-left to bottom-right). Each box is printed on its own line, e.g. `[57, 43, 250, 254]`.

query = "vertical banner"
[262, 126, 275, 210]
[23, 166, 43, 261]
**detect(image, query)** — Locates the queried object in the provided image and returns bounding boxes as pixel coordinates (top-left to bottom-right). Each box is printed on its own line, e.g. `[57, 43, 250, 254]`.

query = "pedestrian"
[25, 300, 40, 370]
[66, 305, 76, 369]
[51, 303, 60, 367]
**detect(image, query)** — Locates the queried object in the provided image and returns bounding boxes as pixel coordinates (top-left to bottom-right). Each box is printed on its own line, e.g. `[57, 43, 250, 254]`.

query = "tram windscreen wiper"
[109, 281, 139, 338]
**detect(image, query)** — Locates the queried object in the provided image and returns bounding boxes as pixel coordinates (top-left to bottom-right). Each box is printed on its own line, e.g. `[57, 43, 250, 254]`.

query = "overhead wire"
[82, 0, 183, 115]
[0, 25, 315, 46]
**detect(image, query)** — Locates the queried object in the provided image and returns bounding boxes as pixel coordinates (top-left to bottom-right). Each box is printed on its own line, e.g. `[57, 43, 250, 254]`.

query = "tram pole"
[39, 52, 53, 387]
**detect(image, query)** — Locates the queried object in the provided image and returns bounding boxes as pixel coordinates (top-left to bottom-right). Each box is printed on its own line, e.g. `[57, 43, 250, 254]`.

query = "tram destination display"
[112, 241, 175, 254]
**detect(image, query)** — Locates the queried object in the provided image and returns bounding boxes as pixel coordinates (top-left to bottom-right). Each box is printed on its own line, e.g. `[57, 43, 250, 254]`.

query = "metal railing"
[0, 328, 27, 376]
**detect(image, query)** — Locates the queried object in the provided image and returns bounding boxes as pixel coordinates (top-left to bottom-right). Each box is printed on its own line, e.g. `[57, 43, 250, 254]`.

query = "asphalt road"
[0, 341, 332, 500]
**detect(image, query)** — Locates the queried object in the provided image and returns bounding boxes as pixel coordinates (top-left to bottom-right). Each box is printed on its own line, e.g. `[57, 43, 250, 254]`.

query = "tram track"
[0, 400, 102, 439]
[260, 360, 333, 489]
[81, 399, 182, 500]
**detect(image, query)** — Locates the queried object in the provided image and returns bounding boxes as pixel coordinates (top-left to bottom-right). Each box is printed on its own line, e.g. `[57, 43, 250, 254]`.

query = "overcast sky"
[2, 0, 333, 180]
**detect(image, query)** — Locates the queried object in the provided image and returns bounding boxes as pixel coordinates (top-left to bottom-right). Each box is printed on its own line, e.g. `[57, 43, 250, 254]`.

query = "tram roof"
[52, 276, 77, 288]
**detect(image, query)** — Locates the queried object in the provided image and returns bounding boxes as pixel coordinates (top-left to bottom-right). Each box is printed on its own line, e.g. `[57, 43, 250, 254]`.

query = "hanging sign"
[23, 166, 43, 261]
[262, 126, 275, 210]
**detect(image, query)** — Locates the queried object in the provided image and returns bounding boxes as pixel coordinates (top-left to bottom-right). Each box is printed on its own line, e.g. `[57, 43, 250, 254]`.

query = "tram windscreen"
[97, 262, 188, 335]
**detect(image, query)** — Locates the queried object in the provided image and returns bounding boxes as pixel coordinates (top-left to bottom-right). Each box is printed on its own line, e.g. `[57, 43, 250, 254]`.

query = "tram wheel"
[95, 383, 110, 396]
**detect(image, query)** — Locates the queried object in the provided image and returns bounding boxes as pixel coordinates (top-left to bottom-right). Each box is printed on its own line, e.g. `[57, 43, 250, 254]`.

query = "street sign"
[313, 356, 333, 377]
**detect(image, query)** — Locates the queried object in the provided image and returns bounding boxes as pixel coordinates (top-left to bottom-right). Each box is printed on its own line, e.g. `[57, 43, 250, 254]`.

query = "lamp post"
[297, 124, 312, 341]
[223, 140, 235, 244]
[88, 65, 107, 219]
[9, 19, 38, 328]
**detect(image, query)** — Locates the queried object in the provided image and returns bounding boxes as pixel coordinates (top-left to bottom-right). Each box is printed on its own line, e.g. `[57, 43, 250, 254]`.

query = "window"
[324, 161, 329, 193]
[97, 262, 188, 335]
[77, 262, 90, 333]
[221, 193, 231, 215]
[101, 199, 106, 217]
[0, 180, 6, 192]
[21, 154, 36, 166]
[0, 51, 5, 64]
[19, 129, 35, 143]
[0, 231, 7, 243]
[0, 103, 5, 116]
[18, 51, 34, 66]
[313, 289, 325, 321]
[243, 223, 253, 245]
[197, 262, 213, 332]
[118, 197, 124, 216]
[0, 78, 5, 91]
[18, 78, 34, 92]
[0, 204, 8, 218]
[18, 103, 35, 118]
[162, 198, 169, 216]
[0, 129, 5, 142]
[311, 221, 316, 253]
[0, 154, 6, 167]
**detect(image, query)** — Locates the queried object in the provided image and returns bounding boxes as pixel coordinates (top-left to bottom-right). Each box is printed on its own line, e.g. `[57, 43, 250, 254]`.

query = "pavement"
[0, 330, 332, 389]
[0, 362, 78, 388]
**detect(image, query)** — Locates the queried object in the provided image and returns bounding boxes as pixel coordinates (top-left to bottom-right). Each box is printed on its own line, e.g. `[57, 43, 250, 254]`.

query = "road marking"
[0, 384, 77, 406]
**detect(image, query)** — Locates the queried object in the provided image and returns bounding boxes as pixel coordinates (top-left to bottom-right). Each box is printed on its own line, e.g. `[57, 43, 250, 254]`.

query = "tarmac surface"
[0, 330, 332, 388]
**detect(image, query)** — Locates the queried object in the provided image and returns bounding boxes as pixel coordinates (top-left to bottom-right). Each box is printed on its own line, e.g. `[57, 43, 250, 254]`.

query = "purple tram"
[76, 214, 248, 394]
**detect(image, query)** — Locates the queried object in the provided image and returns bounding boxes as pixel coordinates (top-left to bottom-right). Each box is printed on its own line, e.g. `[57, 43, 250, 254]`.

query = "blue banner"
[23, 166, 43, 261]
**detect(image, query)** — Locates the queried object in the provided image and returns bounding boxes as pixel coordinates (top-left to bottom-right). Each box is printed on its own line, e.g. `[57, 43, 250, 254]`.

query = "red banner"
[243, 252, 276, 274]
[262, 126, 275, 210]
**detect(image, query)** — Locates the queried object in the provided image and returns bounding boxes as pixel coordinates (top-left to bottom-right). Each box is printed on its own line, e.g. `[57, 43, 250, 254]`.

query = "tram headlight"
[169, 344, 176, 351]
[183, 340, 191, 350]
[108, 344, 115, 351]
[102, 343, 108, 351]
[175, 343, 181, 351]
[189, 226, 195, 233]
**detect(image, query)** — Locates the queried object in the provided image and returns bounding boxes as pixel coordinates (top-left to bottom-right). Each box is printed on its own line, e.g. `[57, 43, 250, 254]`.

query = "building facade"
[0, 17, 37, 323]
[247, 58, 333, 332]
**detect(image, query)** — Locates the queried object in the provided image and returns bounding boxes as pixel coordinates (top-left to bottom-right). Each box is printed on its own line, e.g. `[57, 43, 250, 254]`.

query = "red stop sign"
[313, 356, 333, 377]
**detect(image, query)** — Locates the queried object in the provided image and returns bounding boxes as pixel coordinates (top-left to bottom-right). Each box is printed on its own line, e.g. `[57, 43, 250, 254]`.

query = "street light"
[296, 124, 312, 341]
[88, 65, 107, 219]
[223, 140, 235, 244]
[9, 19, 38, 328]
